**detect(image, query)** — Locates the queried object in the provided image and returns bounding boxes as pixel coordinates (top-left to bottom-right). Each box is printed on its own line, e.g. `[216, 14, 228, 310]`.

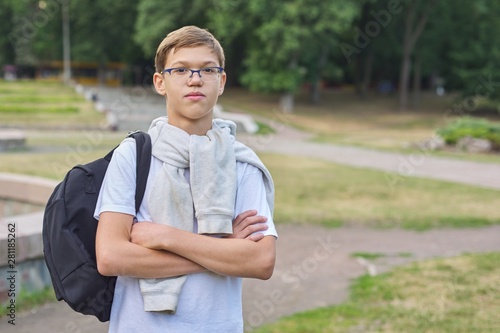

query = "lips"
[185, 91, 205, 97]
[184, 91, 205, 102]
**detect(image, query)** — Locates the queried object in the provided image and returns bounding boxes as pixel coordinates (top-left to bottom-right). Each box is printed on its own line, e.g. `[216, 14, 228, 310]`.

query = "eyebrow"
[169, 60, 219, 68]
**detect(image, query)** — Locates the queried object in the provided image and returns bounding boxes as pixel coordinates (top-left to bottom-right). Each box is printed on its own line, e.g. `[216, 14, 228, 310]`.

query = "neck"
[167, 116, 212, 136]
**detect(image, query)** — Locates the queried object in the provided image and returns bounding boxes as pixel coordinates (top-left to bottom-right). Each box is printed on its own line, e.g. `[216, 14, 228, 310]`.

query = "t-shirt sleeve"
[235, 163, 278, 238]
[94, 138, 137, 220]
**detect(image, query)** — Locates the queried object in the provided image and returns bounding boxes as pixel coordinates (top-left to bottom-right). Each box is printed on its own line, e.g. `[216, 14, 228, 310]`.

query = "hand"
[130, 221, 168, 250]
[226, 210, 268, 242]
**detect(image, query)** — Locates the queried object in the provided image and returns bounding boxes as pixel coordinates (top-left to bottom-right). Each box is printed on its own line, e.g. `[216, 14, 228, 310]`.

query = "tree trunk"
[280, 54, 299, 113]
[399, 49, 412, 110]
[399, 0, 416, 111]
[398, 0, 437, 111]
[354, 54, 362, 95]
[412, 49, 422, 109]
[311, 47, 328, 104]
[280, 92, 294, 114]
[361, 49, 373, 99]
[311, 78, 321, 105]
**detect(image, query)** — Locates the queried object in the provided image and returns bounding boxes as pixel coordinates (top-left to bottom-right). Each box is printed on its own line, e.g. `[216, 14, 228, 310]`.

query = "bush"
[437, 117, 500, 149]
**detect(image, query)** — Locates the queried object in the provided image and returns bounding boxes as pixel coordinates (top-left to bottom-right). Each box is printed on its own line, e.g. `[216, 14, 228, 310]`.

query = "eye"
[172, 68, 189, 75]
[202, 67, 217, 74]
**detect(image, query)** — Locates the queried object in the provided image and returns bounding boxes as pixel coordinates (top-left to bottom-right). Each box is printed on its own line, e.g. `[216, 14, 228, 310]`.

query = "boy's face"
[153, 45, 226, 134]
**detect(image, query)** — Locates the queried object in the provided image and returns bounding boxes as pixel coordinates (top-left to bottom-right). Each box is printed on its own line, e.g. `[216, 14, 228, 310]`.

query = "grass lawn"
[263, 153, 500, 230]
[0, 79, 105, 128]
[254, 252, 500, 333]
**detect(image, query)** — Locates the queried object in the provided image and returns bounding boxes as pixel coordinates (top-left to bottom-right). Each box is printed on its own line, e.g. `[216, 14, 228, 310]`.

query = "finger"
[235, 215, 268, 233]
[246, 222, 268, 234]
[234, 223, 268, 240]
[246, 233, 265, 242]
[232, 209, 258, 227]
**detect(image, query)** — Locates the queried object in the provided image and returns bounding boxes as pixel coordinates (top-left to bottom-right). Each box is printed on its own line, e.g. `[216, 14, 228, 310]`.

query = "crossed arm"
[96, 210, 276, 280]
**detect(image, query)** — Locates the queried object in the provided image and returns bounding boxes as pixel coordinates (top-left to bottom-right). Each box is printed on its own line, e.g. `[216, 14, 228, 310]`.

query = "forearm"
[129, 211, 276, 280]
[164, 227, 275, 280]
[96, 212, 205, 278]
[97, 240, 205, 279]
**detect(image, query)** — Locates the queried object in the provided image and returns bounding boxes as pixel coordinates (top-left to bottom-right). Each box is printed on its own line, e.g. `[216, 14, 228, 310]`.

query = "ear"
[153, 72, 166, 96]
[218, 71, 227, 96]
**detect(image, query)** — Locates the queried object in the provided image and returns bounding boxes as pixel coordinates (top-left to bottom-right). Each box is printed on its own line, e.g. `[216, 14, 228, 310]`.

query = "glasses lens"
[199, 67, 220, 82]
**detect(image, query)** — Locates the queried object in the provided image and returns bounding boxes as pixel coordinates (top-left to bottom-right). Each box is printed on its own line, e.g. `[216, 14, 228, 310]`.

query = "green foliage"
[1, 0, 500, 107]
[0, 0, 16, 64]
[437, 117, 500, 149]
[134, 0, 209, 57]
[446, 0, 500, 98]
[2, 0, 143, 65]
[236, 0, 359, 94]
[70, 0, 140, 63]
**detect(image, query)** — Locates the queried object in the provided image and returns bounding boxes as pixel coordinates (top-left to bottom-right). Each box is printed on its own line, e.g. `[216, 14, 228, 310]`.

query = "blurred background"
[1, 0, 500, 332]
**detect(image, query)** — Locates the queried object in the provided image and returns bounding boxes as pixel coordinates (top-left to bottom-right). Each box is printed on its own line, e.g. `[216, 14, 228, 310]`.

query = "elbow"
[256, 253, 276, 280]
[252, 236, 276, 280]
[96, 249, 117, 277]
[258, 269, 274, 281]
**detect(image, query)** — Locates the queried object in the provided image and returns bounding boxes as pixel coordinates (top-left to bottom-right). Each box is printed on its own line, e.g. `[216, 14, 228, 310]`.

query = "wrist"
[159, 224, 178, 251]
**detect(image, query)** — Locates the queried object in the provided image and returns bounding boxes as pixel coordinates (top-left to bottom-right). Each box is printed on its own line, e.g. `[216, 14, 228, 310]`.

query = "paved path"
[3, 87, 500, 332]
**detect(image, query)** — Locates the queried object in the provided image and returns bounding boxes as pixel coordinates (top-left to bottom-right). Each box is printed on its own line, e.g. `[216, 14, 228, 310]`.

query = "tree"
[407, 0, 454, 108]
[341, 0, 397, 99]
[134, 0, 209, 58]
[447, 0, 500, 113]
[212, 0, 358, 113]
[398, 0, 437, 110]
[1, 0, 146, 82]
[69, 0, 140, 63]
[0, 0, 16, 66]
[3, 0, 53, 66]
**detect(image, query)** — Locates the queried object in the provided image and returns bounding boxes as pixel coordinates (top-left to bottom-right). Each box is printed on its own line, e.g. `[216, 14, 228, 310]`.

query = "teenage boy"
[94, 25, 277, 332]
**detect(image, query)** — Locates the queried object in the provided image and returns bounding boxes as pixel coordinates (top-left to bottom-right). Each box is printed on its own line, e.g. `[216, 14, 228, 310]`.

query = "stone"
[456, 136, 492, 153]
[213, 104, 259, 134]
[0, 129, 26, 151]
[0, 174, 57, 303]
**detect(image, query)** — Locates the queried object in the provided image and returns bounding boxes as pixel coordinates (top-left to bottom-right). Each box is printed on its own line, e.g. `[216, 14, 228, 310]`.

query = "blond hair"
[155, 26, 225, 73]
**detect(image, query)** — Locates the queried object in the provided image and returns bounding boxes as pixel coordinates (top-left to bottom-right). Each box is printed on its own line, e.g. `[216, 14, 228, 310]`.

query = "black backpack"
[42, 131, 151, 322]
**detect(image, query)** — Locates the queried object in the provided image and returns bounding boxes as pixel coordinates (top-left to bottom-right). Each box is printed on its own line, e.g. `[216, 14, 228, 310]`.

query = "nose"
[187, 70, 203, 85]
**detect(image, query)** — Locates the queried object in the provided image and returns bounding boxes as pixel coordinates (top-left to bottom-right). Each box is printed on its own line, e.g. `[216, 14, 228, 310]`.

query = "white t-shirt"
[94, 138, 278, 333]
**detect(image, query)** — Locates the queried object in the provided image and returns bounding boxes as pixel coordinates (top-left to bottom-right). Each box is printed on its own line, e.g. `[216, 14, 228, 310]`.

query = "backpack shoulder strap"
[127, 131, 152, 213]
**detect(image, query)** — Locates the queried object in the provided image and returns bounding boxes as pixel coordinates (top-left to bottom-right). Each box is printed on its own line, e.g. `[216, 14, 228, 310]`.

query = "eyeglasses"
[161, 67, 224, 82]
